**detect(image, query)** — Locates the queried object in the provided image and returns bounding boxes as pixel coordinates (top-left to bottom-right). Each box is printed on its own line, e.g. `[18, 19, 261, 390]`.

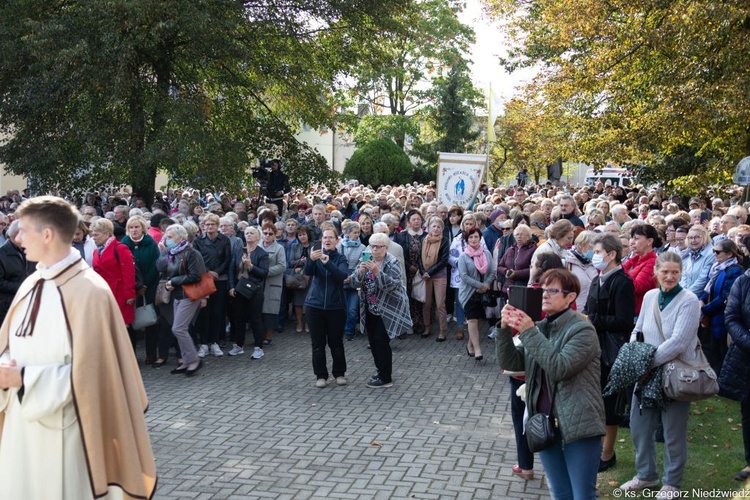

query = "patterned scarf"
[167, 239, 190, 263]
[704, 256, 738, 295]
[465, 244, 488, 275]
[690, 245, 705, 261]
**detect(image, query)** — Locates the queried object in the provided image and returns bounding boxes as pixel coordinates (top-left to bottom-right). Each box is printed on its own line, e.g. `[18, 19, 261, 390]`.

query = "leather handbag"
[183, 272, 217, 300]
[181, 250, 217, 301]
[653, 297, 719, 401]
[154, 280, 172, 306]
[525, 380, 557, 452]
[132, 296, 158, 330]
[235, 275, 262, 300]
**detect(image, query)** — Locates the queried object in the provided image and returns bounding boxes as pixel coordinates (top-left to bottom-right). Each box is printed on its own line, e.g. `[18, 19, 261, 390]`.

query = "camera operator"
[265, 159, 290, 215]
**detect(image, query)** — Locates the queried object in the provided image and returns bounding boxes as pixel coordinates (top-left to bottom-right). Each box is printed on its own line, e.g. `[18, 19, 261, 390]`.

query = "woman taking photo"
[583, 233, 636, 473]
[397, 210, 426, 336]
[228, 226, 268, 359]
[498, 269, 605, 499]
[418, 216, 450, 341]
[619, 251, 700, 496]
[304, 228, 349, 388]
[458, 228, 496, 361]
[288, 225, 313, 332]
[122, 215, 161, 365]
[156, 224, 205, 376]
[350, 232, 412, 388]
[623, 224, 661, 316]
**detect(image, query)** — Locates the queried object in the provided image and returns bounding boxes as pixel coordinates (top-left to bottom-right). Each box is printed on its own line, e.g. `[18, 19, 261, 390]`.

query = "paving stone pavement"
[139, 322, 550, 499]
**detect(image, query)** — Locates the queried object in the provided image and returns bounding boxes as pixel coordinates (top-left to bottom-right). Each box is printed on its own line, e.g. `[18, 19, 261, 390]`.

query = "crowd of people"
[2, 173, 750, 498]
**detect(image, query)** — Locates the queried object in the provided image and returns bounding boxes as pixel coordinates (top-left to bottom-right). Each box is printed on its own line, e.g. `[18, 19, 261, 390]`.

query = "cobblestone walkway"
[140, 323, 549, 499]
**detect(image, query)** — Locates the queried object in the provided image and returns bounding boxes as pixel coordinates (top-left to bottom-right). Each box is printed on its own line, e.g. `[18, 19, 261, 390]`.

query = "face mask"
[583, 249, 594, 260]
[165, 239, 177, 249]
[591, 253, 607, 271]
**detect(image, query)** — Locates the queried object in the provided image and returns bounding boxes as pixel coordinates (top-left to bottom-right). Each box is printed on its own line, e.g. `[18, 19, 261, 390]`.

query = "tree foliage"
[411, 63, 483, 179]
[343, 0, 475, 149]
[0, 0, 410, 203]
[343, 138, 414, 187]
[483, 0, 750, 186]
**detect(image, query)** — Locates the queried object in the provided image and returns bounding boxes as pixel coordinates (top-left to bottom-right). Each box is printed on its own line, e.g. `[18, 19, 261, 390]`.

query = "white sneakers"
[251, 347, 264, 360]
[619, 477, 660, 492]
[228, 344, 244, 356]
[209, 343, 223, 357]
[198, 343, 224, 357]
[315, 378, 327, 388]
[336, 376, 347, 386]
[655, 486, 681, 499]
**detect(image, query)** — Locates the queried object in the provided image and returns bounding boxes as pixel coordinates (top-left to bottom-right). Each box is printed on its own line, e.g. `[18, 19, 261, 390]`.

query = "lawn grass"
[597, 395, 748, 497]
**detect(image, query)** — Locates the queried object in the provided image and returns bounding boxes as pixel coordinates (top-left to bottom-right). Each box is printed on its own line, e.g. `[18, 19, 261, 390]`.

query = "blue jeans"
[344, 289, 360, 336]
[452, 288, 465, 327]
[539, 432, 602, 500]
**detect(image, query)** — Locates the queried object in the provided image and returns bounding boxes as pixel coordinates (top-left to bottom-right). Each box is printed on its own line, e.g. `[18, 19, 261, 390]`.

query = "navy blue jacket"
[699, 263, 743, 339]
[720, 271, 750, 401]
[303, 249, 349, 310]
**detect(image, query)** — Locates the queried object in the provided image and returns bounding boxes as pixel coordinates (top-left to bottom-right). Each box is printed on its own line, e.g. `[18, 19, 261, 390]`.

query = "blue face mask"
[165, 239, 177, 249]
[583, 249, 594, 260]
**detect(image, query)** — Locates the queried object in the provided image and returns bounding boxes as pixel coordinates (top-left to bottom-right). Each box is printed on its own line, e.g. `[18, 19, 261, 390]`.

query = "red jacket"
[622, 250, 657, 315]
[93, 241, 136, 325]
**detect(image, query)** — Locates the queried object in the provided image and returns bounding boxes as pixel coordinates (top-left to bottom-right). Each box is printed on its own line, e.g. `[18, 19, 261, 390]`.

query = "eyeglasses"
[502, 228, 512, 232]
[370, 244, 387, 250]
[713, 250, 725, 254]
[541, 287, 571, 296]
[262, 232, 275, 235]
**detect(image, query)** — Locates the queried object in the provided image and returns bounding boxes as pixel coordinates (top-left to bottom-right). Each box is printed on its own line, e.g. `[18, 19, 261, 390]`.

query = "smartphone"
[312, 241, 322, 252]
[362, 251, 371, 262]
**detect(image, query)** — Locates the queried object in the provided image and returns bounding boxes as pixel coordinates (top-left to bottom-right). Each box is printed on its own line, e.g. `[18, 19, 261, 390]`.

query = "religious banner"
[437, 152, 487, 209]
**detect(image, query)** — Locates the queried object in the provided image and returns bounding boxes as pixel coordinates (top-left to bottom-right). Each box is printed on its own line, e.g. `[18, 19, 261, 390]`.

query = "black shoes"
[466, 346, 475, 358]
[598, 453, 617, 473]
[170, 365, 187, 375]
[185, 360, 203, 377]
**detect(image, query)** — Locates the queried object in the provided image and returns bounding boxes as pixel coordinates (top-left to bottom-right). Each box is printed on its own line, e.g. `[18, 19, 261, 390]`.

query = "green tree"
[345, 0, 475, 149]
[484, 0, 750, 186]
[413, 64, 482, 166]
[343, 138, 414, 187]
[0, 0, 409, 203]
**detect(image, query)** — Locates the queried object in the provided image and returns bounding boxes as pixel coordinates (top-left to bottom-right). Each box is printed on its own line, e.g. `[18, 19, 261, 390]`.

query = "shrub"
[343, 138, 414, 187]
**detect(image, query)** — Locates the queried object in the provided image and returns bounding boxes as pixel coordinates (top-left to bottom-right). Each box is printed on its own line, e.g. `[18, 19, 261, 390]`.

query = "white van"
[584, 167, 633, 187]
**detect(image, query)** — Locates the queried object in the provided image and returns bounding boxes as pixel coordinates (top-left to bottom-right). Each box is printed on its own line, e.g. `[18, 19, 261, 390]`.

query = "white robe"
[0, 250, 123, 499]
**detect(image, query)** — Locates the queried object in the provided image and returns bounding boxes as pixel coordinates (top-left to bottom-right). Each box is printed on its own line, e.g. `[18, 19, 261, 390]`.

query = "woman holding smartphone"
[304, 228, 350, 388]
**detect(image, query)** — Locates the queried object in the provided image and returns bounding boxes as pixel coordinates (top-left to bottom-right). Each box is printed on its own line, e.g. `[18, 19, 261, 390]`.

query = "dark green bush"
[343, 138, 414, 187]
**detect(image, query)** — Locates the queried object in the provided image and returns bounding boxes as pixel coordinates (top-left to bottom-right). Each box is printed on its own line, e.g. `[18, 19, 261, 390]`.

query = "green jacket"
[496, 308, 605, 444]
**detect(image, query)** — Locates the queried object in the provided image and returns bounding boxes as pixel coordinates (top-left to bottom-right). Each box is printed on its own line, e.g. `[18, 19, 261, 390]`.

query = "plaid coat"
[349, 253, 412, 339]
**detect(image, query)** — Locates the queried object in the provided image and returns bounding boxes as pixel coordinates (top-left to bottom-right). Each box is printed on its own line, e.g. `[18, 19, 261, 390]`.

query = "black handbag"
[481, 290, 498, 309]
[526, 379, 558, 453]
[236, 275, 262, 300]
[600, 332, 626, 369]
